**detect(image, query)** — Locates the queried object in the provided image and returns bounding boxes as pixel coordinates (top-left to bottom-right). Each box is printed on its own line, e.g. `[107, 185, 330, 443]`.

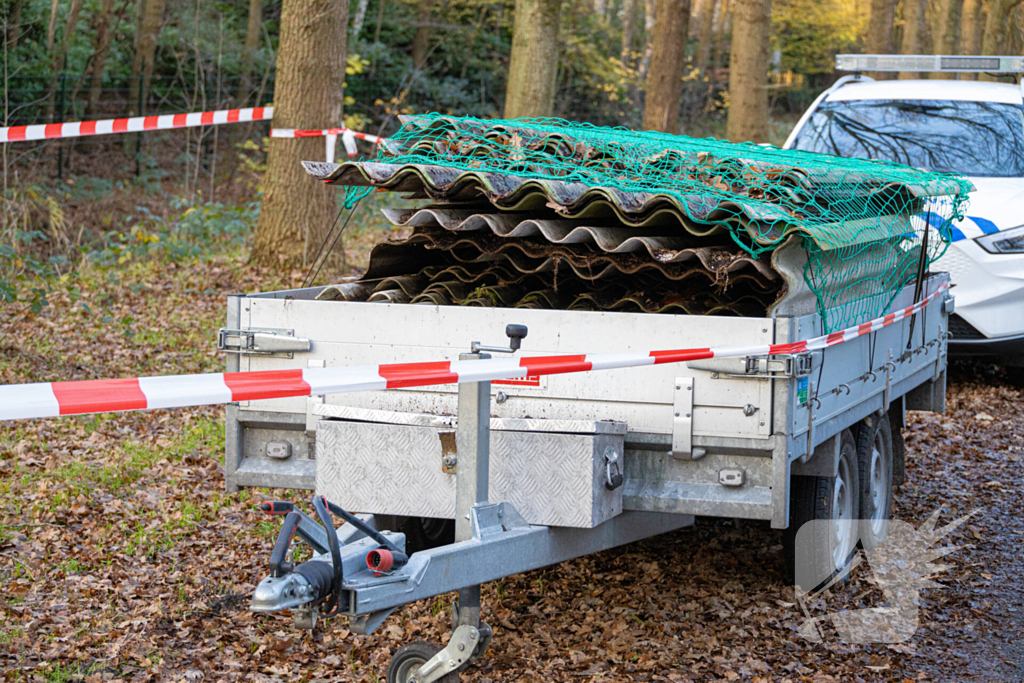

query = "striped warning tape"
[0, 284, 948, 422]
[270, 127, 383, 162]
[0, 106, 273, 143]
[0, 107, 384, 161]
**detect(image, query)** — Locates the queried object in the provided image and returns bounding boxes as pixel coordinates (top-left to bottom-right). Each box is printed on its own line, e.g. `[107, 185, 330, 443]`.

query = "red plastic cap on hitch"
[367, 548, 394, 576]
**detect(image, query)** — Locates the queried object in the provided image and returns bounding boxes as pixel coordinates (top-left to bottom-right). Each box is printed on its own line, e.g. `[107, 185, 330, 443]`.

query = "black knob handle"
[505, 324, 528, 351]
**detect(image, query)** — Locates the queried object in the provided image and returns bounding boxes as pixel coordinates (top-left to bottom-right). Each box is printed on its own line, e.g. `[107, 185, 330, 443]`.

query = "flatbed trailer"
[225, 272, 951, 683]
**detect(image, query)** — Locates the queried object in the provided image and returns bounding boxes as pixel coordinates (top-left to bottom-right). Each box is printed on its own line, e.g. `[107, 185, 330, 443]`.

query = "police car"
[784, 54, 1024, 370]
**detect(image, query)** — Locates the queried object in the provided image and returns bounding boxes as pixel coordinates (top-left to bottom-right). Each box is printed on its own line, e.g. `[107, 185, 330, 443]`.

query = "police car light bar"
[836, 54, 1024, 73]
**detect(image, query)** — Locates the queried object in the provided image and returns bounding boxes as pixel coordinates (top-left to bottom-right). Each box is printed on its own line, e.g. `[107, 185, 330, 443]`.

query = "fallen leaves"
[2, 261, 1022, 682]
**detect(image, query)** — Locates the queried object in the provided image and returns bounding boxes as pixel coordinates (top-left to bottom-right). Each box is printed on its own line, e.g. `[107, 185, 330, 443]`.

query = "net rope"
[363, 114, 972, 330]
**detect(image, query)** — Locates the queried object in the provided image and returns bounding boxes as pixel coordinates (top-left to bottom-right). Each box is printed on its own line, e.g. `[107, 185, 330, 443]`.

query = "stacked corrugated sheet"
[302, 115, 971, 327]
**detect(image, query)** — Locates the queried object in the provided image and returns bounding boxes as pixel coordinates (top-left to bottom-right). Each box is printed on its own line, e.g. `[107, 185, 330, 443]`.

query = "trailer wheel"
[386, 641, 460, 683]
[857, 413, 893, 549]
[784, 429, 860, 590]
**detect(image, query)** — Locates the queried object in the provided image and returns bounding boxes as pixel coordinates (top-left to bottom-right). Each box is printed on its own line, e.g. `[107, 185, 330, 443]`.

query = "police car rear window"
[791, 99, 1024, 177]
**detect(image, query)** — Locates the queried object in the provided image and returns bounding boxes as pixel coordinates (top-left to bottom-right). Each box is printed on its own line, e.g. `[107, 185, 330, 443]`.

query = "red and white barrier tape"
[270, 127, 383, 162]
[0, 284, 947, 422]
[0, 107, 383, 162]
[0, 106, 273, 143]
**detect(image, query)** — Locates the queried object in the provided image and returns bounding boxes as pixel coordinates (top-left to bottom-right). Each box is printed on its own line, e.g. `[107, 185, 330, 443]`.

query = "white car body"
[784, 77, 1024, 363]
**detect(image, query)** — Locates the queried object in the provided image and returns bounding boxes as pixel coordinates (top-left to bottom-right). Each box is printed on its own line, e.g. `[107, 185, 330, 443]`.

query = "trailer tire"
[784, 429, 860, 591]
[387, 641, 460, 683]
[857, 413, 893, 550]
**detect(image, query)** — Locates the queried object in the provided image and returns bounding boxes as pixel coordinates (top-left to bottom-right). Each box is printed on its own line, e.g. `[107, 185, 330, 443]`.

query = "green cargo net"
[365, 114, 972, 331]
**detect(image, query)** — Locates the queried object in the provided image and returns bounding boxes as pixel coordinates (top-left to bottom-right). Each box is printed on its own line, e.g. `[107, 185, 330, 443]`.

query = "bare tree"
[87, 0, 121, 114]
[726, 0, 770, 143]
[899, 0, 928, 78]
[7, 0, 23, 48]
[46, 0, 84, 120]
[236, 0, 263, 105]
[640, 0, 656, 72]
[504, 0, 562, 118]
[982, 0, 1023, 57]
[866, 0, 897, 79]
[411, 0, 433, 70]
[351, 0, 369, 37]
[621, 0, 636, 61]
[643, 0, 691, 133]
[709, 0, 729, 79]
[695, 0, 718, 77]
[128, 0, 167, 111]
[252, 0, 350, 270]
[960, 0, 983, 78]
[47, 0, 59, 54]
[935, 0, 964, 61]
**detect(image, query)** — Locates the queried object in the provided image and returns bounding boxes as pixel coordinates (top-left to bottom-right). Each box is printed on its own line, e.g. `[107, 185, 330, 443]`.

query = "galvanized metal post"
[455, 351, 491, 628]
[455, 352, 491, 541]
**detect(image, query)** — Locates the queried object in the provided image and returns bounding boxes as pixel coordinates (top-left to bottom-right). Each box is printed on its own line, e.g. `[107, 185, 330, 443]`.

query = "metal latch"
[943, 294, 955, 315]
[604, 447, 623, 490]
[217, 328, 311, 357]
[687, 353, 813, 379]
[670, 377, 705, 460]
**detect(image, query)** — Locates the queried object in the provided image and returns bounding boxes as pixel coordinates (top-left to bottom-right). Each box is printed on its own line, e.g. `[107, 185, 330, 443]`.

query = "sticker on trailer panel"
[797, 376, 809, 404]
[493, 375, 543, 387]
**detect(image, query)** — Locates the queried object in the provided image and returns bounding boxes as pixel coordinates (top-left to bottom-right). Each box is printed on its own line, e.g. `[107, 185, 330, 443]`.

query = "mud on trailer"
[222, 118, 962, 682]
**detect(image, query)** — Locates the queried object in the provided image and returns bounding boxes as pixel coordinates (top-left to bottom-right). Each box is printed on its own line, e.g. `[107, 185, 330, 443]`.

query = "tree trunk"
[7, 0, 23, 49]
[46, 0, 84, 120]
[351, 0, 369, 37]
[695, 0, 718, 76]
[981, 0, 1022, 56]
[236, 0, 263, 105]
[899, 0, 927, 78]
[504, 0, 562, 118]
[47, 0, 59, 53]
[128, 0, 146, 114]
[128, 0, 165, 112]
[725, 0, 770, 143]
[643, 0, 691, 133]
[960, 0, 983, 78]
[709, 0, 729, 74]
[639, 0, 656, 73]
[412, 0, 433, 70]
[621, 0, 635, 60]
[368, 0, 386, 77]
[252, 0, 349, 270]
[866, 0, 897, 79]
[594, 0, 607, 16]
[87, 0, 117, 114]
[935, 0, 964, 57]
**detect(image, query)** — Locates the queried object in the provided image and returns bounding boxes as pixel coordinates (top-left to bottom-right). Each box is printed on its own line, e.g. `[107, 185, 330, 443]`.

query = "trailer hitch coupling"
[250, 496, 405, 626]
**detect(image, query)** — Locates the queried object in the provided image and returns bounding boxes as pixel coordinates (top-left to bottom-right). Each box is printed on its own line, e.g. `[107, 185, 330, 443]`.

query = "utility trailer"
[223, 116, 963, 683]
[227, 276, 950, 680]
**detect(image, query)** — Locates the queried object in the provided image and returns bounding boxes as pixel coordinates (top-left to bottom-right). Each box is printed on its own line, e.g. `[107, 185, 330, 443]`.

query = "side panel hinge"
[217, 328, 311, 357]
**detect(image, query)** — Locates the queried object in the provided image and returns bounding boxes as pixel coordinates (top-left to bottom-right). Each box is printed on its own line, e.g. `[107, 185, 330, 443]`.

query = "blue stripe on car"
[918, 212, 967, 242]
[967, 215, 1000, 235]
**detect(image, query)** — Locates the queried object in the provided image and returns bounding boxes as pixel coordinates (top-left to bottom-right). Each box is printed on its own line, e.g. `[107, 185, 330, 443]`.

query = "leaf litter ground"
[1, 256, 1022, 683]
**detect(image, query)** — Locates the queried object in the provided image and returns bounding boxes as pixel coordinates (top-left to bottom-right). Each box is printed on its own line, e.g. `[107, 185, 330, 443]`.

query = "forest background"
[1, 0, 1022, 306]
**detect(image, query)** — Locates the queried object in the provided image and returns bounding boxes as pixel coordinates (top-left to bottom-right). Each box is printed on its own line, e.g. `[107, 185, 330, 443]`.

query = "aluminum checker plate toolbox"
[314, 405, 626, 528]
